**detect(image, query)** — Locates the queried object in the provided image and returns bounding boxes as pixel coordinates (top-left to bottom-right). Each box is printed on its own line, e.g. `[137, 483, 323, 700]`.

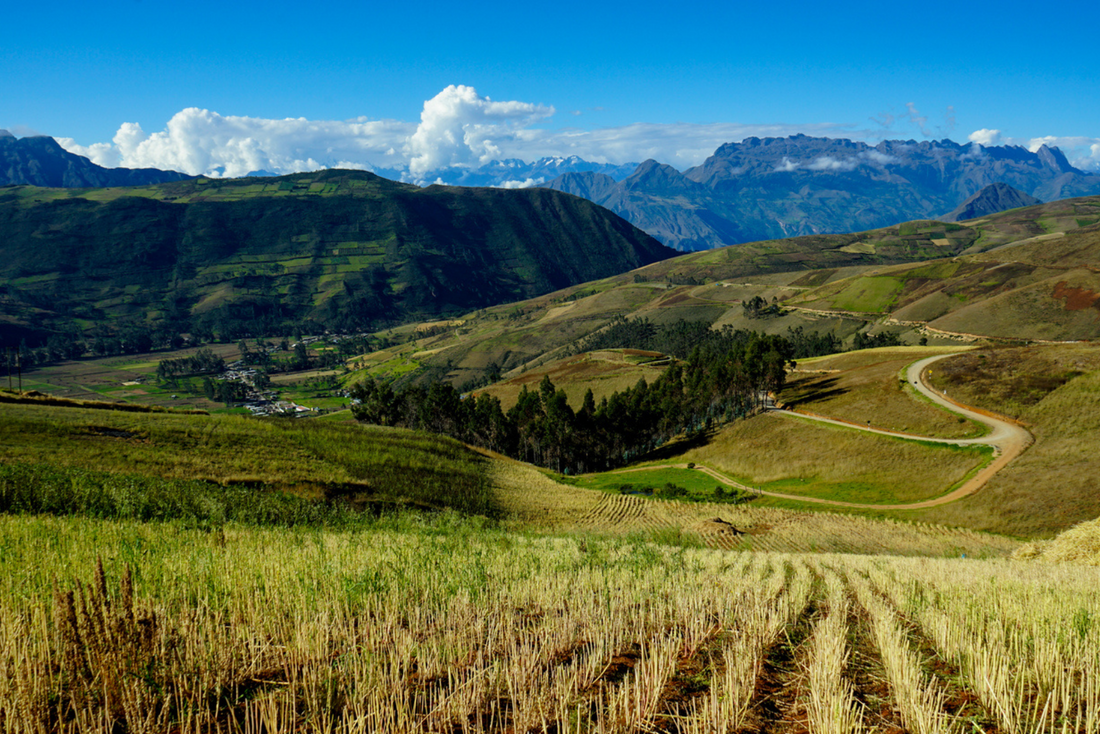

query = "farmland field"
[3, 340, 1100, 731]
[0, 514, 1096, 732]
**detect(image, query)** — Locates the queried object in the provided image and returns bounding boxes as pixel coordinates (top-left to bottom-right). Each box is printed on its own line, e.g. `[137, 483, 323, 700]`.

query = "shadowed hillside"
[0, 169, 674, 344]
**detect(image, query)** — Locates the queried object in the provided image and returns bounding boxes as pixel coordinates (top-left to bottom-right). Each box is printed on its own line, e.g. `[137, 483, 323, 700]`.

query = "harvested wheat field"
[490, 456, 1018, 558]
[1, 514, 1097, 733]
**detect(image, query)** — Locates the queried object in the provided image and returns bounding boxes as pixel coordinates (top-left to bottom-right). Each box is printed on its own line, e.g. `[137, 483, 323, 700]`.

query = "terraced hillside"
[787, 198, 1100, 341]
[0, 169, 673, 343]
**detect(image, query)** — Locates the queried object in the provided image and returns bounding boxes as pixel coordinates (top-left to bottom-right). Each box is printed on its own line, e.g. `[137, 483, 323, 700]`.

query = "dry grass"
[487, 458, 1018, 557]
[677, 413, 988, 505]
[475, 350, 666, 410]
[917, 344, 1100, 536]
[782, 346, 982, 438]
[0, 511, 1091, 732]
[1014, 516, 1100, 565]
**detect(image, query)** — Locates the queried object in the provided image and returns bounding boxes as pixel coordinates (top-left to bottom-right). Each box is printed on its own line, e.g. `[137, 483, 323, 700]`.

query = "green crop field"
[824, 275, 904, 312]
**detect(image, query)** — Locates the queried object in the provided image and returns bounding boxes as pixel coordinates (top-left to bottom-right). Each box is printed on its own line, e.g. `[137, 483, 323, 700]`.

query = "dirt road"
[617, 353, 1033, 510]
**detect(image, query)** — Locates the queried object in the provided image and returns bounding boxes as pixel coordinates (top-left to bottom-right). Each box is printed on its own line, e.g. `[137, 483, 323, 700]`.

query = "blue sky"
[5, 0, 1098, 176]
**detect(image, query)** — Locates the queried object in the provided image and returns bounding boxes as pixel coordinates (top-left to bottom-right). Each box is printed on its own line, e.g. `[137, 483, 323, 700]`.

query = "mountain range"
[10, 129, 1098, 254]
[542, 135, 1100, 250]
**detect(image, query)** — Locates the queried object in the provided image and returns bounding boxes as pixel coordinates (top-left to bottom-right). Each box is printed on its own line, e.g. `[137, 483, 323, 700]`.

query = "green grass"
[828, 276, 904, 312]
[568, 466, 751, 503]
[0, 399, 497, 517]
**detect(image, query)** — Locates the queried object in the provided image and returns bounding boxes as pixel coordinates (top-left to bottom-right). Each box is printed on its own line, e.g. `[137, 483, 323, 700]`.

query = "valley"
[3, 169, 1100, 732]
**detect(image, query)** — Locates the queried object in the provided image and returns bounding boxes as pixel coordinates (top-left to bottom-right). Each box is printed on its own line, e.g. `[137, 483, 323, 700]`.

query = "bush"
[659, 482, 688, 498]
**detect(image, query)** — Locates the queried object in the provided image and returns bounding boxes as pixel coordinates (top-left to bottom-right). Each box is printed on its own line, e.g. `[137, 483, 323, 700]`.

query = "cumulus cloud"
[968, 128, 1002, 146]
[405, 85, 554, 176]
[62, 108, 412, 178]
[55, 86, 866, 180]
[64, 86, 1100, 181]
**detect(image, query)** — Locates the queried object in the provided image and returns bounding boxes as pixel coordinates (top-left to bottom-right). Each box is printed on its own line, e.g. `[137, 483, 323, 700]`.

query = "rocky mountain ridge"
[940, 182, 1043, 222]
[543, 135, 1100, 250]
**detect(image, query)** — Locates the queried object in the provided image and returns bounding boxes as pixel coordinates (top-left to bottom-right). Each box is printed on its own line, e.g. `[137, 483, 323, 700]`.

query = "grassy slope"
[788, 200, 1100, 340]
[0, 395, 494, 515]
[486, 453, 1017, 557]
[0, 389, 1017, 557]
[483, 343, 1098, 540]
[915, 345, 1100, 537]
[676, 413, 989, 506]
[346, 196, 1100, 389]
[781, 346, 983, 438]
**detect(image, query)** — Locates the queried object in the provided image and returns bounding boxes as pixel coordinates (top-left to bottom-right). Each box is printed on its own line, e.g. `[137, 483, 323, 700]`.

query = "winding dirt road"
[618, 353, 1033, 510]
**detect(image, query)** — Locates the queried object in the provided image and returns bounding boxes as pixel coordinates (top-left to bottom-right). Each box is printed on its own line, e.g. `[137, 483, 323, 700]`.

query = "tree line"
[351, 328, 794, 474]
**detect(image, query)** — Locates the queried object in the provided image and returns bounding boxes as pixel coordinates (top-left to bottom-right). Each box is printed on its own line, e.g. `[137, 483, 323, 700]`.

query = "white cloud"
[861, 150, 896, 165]
[806, 155, 857, 172]
[497, 178, 544, 189]
[61, 108, 413, 178]
[55, 88, 863, 180]
[960, 142, 986, 160]
[405, 85, 554, 176]
[56, 139, 122, 167]
[968, 128, 1002, 146]
[56, 86, 1100, 180]
[774, 157, 799, 172]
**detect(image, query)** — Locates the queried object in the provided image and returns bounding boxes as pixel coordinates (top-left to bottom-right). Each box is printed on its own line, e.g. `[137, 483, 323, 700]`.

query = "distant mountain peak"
[622, 159, 697, 191]
[1035, 144, 1077, 174]
[0, 129, 14, 139]
[940, 182, 1043, 222]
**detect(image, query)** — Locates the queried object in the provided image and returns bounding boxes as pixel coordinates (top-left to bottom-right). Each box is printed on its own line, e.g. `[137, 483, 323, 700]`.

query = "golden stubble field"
[0, 515, 1096, 733]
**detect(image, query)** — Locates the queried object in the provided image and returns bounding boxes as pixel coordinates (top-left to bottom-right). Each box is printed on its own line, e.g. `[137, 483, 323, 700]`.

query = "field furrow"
[735, 573, 820, 732]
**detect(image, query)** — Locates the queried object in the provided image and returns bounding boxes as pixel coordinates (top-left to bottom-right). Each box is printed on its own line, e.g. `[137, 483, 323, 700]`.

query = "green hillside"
[347, 195, 1100, 387]
[0, 169, 673, 345]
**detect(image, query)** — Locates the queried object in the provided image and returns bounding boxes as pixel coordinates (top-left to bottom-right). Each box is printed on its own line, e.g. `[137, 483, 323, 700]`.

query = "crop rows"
[0, 516, 1097, 732]
[571, 492, 1018, 556]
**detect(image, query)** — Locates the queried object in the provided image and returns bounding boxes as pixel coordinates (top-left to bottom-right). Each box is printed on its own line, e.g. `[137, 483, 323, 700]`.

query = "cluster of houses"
[222, 360, 318, 417]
